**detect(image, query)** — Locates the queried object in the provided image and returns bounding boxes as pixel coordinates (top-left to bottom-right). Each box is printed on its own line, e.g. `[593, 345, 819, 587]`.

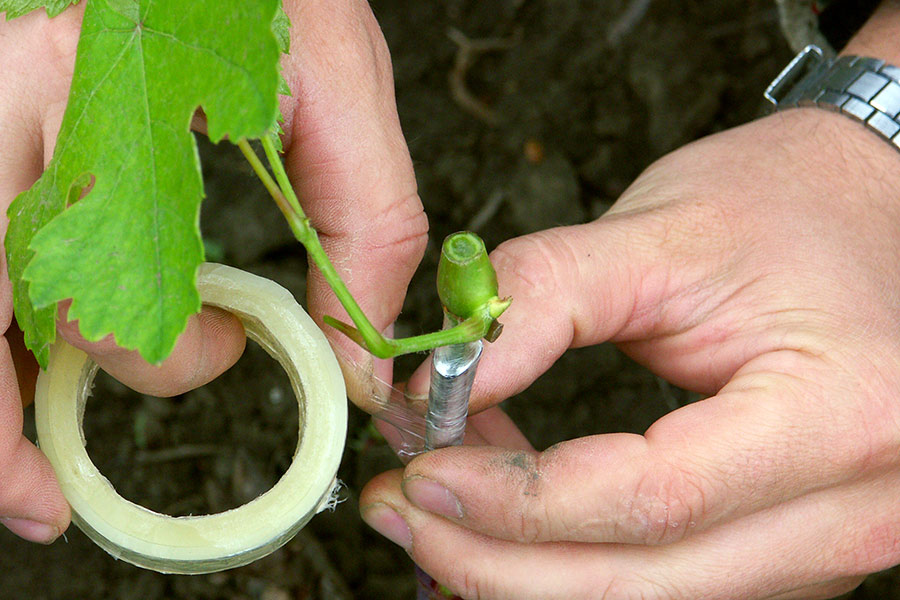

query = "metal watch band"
[765, 44, 900, 151]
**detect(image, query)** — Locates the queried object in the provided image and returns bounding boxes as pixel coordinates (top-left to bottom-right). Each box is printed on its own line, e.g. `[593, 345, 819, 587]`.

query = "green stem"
[260, 133, 305, 217]
[236, 139, 292, 222]
[324, 310, 489, 355]
[240, 135, 507, 358]
[257, 135, 390, 354]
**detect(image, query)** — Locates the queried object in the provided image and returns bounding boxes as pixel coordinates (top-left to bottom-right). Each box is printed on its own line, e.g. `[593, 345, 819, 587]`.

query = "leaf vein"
[142, 25, 267, 108]
[29, 28, 138, 250]
[135, 22, 168, 343]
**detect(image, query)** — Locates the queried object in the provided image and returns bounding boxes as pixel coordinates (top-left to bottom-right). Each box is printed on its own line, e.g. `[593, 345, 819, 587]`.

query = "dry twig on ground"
[447, 27, 521, 125]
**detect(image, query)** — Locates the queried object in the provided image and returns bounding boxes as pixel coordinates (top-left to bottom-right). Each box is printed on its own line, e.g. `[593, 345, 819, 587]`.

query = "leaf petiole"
[322, 304, 494, 357]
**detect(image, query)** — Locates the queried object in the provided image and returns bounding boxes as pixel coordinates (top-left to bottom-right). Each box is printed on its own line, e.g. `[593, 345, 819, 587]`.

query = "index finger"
[279, 0, 428, 410]
[402, 352, 896, 545]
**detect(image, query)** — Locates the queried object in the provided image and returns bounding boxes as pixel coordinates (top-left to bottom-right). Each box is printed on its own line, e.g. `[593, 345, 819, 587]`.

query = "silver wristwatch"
[765, 44, 900, 151]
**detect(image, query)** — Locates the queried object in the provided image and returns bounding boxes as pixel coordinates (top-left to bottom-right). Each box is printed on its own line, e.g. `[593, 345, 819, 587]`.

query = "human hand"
[360, 97, 900, 598]
[0, 0, 424, 543]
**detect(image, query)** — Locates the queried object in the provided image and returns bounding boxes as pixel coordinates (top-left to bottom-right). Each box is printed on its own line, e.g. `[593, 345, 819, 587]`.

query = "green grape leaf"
[272, 5, 291, 55]
[0, 0, 80, 19]
[271, 5, 291, 152]
[6, 0, 282, 366]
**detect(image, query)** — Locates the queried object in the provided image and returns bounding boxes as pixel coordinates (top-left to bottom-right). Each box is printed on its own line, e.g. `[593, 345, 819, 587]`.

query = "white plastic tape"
[34, 263, 347, 574]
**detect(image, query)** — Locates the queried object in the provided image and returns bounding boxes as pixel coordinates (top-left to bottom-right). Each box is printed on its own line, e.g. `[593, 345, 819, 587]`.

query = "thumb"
[278, 0, 428, 411]
[410, 215, 682, 410]
[0, 5, 81, 543]
[397, 357, 880, 548]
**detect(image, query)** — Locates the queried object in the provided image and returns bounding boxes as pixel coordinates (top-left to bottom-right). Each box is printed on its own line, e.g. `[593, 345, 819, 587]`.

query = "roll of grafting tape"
[34, 263, 348, 574]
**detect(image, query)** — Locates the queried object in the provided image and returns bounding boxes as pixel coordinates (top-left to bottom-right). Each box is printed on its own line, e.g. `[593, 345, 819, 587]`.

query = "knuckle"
[657, 197, 740, 256]
[613, 169, 742, 265]
[317, 189, 426, 265]
[508, 495, 550, 544]
[494, 450, 551, 543]
[599, 577, 641, 600]
[597, 576, 674, 600]
[362, 191, 429, 257]
[40, 15, 79, 67]
[844, 522, 900, 575]
[490, 230, 573, 300]
[34, 4, 83, 80]
[496, 448, 593, 544]
[621, 463, 708, 545]
[443, 563, 495, 600]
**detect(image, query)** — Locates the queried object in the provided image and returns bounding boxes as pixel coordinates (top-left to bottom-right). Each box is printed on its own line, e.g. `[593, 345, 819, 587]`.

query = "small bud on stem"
[437, 232, 500, 322]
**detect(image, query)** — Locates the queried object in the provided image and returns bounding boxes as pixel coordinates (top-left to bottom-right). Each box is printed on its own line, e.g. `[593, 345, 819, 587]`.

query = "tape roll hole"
[83, 335, 299, 517]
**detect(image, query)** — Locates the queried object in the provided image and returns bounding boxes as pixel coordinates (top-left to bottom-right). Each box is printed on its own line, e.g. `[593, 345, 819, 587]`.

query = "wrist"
[791, 107, 900, 216]
[826, 2, 900, 175]
[841, 2, 900, 63]
[763, 2, 900, 184]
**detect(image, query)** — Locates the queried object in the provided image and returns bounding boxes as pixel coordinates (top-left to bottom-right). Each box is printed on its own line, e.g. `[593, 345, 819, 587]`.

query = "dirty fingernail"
[402, 476, 464, 520]
[1, 517, 60, 544]
[361, 503, 412, 551]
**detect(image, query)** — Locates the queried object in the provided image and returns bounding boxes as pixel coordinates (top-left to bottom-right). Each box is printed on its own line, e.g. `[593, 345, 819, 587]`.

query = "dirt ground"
[3, 0, 898, 598]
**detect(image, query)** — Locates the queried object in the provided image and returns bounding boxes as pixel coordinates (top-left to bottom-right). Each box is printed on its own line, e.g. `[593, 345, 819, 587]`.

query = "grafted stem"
[237, 133, 510, 358]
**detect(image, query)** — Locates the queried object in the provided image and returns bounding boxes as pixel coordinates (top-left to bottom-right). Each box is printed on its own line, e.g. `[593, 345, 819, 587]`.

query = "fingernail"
[1, 518, 60, 544]
[402, 476, 464, 520]
[361, 503, 412, 551]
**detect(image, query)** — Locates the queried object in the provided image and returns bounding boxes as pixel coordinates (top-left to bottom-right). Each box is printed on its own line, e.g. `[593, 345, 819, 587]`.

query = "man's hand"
[360, 101, 900, 599]
[0, 0, 425, 543]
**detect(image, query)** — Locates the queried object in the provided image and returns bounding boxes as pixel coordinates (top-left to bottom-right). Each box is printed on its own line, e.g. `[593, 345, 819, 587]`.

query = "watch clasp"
[765, 45, 825, 106]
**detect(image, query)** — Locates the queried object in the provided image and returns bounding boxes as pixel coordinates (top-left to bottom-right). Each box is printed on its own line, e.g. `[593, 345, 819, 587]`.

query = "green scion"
[238, 137, 510, 358]
[437, 232, 500, 321]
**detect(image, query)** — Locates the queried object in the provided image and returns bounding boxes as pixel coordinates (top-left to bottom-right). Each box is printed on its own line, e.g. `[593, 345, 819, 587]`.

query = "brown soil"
[3, 1, 895, 598]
